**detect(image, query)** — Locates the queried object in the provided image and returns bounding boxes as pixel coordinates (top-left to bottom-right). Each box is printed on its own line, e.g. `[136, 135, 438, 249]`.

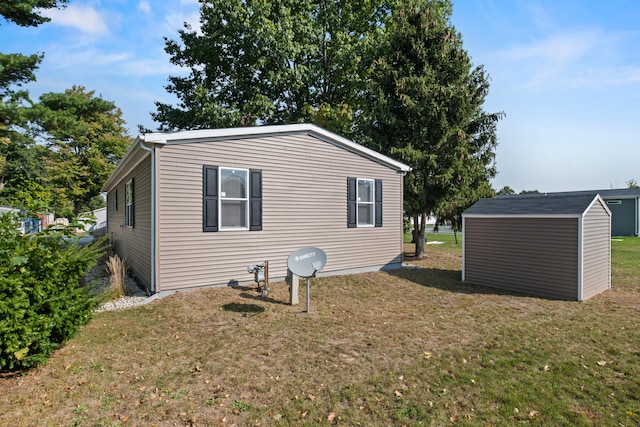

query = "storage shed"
[462, 193, 611, 301]
[101, 124, 411, 295]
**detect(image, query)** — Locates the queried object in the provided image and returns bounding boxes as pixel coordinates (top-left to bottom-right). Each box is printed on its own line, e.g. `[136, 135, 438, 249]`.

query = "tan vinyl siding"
[464, 217, 579, 300]
[582, 199, 611, 300]
[106, 157, 152, 289]
[155, 134, 403, 292]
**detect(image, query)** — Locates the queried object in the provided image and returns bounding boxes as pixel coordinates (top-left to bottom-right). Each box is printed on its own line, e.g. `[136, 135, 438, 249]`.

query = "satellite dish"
[287, 247, 327, 313]
[287, 247, 327, 278]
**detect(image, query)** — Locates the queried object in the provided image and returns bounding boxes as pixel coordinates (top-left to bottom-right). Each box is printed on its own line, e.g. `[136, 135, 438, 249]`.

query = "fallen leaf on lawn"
[543, 365, 550, 371]
[306, 394, 315, 401]
[394, 390, 403, 398]
[301, 410, 308, 418]
[450, 414, 459, 422]
[424, 352, 432, 359]
[529, 410, 540, 418]
[328, 412, 336, 422]
[597, 360, 607, 366]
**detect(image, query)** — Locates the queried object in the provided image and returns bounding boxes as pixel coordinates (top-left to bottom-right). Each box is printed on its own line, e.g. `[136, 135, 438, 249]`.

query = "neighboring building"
[79, 207, 107, 235]
[0, 206, 43, 234]
[591, 189, 640, 236]
[462, 193, 611, 301]
[101, 124, 411, 295]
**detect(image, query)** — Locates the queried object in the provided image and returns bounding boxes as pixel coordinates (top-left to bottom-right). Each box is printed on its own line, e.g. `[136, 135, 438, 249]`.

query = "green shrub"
[0, 213, 103, 371]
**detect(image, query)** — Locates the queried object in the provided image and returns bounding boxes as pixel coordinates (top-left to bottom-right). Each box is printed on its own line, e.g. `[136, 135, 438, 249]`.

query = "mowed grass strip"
[1, 237, 639, 426]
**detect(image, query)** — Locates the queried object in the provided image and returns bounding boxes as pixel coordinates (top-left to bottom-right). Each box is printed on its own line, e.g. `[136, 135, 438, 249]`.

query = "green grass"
[1, 237, 639, 426]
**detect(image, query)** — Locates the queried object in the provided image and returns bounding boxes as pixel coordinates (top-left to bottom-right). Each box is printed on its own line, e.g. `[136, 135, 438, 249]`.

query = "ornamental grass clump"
[105, 254, 126, 299]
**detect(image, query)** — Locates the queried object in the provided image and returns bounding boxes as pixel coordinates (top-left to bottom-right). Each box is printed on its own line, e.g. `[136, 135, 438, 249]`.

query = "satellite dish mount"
[287, 247, 327, 313]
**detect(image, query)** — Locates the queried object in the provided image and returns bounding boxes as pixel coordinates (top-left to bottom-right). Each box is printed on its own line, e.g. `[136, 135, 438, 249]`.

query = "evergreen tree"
[34, 86, 131, 217]
[0, 0, 68, 209]
[363, 0, 503, 257]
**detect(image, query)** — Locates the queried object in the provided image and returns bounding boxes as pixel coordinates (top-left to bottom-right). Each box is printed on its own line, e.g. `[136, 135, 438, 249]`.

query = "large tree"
[363, 0, 503, 257]
[34, 86, 131, 216]
[152, 0, 387, 136]
[0, 0, 68, 27]
[0, 0, 68, 206]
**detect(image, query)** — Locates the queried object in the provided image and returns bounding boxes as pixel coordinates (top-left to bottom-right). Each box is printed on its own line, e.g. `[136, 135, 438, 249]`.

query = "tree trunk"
[453, 230, 458, 244]
[414, 212, 426, 258]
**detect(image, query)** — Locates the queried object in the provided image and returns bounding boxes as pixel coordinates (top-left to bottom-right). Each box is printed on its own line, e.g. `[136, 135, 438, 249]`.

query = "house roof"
[102, 124, 411, 192]
[463, 192, 608, 216]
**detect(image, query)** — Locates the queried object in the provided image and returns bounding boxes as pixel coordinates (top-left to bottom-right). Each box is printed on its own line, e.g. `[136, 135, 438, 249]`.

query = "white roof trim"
[586, 194, 612, 217]
[142, 124, 411, 173]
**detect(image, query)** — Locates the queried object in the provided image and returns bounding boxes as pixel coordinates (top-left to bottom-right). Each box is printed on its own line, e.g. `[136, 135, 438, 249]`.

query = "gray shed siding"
[582, 199, 611, 299]
[106, 157, 152, 289]
[155, 134, 404, 292]
[463, 217, 579, 300]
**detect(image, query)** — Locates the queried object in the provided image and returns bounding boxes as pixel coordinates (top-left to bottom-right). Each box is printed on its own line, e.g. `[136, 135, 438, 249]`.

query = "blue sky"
[2, 1, 639, 193]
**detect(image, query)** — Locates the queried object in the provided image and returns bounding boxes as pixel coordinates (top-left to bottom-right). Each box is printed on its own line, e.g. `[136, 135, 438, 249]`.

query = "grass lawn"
[1, 237, 639, 426]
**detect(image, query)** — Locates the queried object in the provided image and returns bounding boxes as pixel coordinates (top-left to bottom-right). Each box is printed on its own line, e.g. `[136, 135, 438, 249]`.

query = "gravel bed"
[87, 263, 150, 312]
[95, 295, 149, 312]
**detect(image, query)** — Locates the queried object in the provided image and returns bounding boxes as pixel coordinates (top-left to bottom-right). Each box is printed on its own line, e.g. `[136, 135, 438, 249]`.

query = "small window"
[113, 189, 118, 211]
[220, 168, 248, 229]
[606, 200, 622, 205]
[125, 179, 134, 227]
[357, 179, 375, 226]
[347, 177, 382, 228]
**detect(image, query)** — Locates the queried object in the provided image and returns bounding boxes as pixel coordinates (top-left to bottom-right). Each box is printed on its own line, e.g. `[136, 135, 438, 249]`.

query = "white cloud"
[43, 4, 110, 35]
[505, 30, 599, 64]
[497, 29, 640, 90]
[138, 1, 152, 17]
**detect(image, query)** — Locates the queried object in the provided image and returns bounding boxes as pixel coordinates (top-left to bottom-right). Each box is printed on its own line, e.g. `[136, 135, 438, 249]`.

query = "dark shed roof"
[464, 193, 602, 216]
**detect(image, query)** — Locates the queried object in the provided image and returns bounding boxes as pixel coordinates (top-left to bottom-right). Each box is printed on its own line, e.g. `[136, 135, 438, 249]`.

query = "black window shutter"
[203, 165, 218, 232]
[347, 177, 357, 228]
[131, 178, 135, 227]
[375, 179, 383, 227]
[249, 169, 262, 231]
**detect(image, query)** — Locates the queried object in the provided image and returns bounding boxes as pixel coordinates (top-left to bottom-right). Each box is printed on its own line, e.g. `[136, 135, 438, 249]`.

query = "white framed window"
[220, 168, 249, 230]
[125, 179, 134, 227]
[357, 178, 375, 226]
[347, 177, 382, 228]
[606, 200, 622, 205]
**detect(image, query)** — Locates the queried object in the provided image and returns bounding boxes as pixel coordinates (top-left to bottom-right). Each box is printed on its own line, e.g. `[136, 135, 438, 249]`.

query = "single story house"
[462, 193, 611, 301]
[79, 207, 107, 235]
[101, 124, 411, 295]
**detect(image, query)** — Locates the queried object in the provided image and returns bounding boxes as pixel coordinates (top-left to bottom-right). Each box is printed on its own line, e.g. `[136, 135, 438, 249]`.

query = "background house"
[462, 193, 611, 301]
[101, 124, 411, 295]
